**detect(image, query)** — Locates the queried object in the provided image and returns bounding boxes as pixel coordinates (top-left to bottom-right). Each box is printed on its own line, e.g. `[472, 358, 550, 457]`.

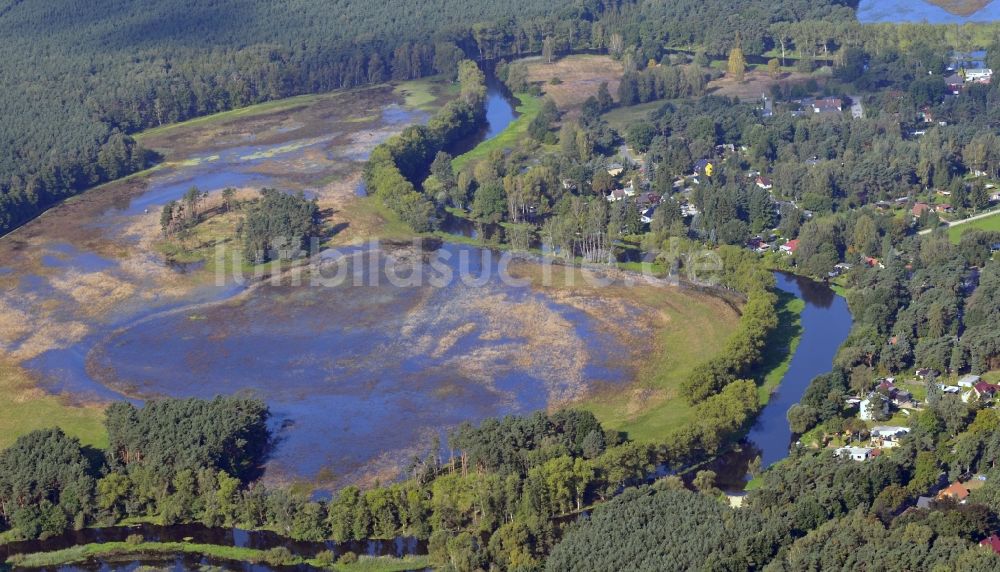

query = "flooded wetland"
[0, 77, 739, 490]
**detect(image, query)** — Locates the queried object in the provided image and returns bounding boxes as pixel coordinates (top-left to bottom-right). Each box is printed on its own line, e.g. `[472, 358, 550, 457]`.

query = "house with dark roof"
[946, 73, 965, 94]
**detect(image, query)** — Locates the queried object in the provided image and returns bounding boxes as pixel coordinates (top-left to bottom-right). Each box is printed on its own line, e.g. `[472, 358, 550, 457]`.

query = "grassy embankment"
[451, 92, 542, 172]
[508, 264, 742, 441]
[0, 361, 107, 450]
[755, 291, 805, 405]
[134, 92, 342, 143]
[5, 541, 429, 572]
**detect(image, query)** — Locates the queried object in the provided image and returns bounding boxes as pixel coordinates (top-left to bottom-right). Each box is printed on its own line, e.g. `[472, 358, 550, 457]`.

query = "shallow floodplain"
[0, 77, 739, 491]
[0, 81, 446, 448]
[81, 244, 687, 487]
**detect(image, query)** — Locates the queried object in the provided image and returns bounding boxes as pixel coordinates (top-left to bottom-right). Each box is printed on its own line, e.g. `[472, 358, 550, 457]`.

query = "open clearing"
[708, 69, 816, 100]
[0, 361, 106, 449]
[523, 54, 623, 112]
[948, 211, 1000, 242]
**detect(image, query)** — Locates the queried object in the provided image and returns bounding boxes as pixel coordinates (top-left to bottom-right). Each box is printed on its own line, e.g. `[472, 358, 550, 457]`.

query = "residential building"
[860, 394, 889, 421]
[958, 375, 982, 388]
[870, 426, 911, 448]
[693, 159, 714, 177]
[938, 481, 971, 502]
[835, 447, 873, 462]
[981, 535, 1000, 556]
[965, 68, 993, 83]
[962, 382, 999, 403]
[812, 98, 842, 114]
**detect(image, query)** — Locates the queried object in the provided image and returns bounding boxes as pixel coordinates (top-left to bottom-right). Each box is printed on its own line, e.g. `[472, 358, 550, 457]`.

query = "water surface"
[746, 273, 853, 467]
[858, 0, 1000, 23]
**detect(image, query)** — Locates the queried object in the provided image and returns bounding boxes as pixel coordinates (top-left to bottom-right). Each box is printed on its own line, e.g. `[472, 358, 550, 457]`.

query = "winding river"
[749, 273, 853, 467]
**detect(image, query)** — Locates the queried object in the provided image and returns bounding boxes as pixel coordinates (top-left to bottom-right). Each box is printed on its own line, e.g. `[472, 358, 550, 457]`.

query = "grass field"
[522, 55, 624, 111]
[394, 76, 455, 111]
[135, 92, 340, 143]
[0, 361, 106, 450]
[452, 92, 541, 172]
[948, 211, 1000, 243]
[601, 101, 666, 132]
[6, 541, 429, 571]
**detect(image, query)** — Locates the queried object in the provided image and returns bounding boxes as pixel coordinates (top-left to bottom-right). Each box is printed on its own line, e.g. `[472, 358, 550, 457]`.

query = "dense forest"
[0, 397, 269, 539]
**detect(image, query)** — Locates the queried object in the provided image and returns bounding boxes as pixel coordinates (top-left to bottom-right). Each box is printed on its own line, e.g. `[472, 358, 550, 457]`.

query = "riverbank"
[451, 91, 540, 171]
[5, 540, 429, 571]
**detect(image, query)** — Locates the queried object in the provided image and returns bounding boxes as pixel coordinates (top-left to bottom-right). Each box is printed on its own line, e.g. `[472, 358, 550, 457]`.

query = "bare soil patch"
[708, 69, 817, 100]
[523, 55, 623, 112]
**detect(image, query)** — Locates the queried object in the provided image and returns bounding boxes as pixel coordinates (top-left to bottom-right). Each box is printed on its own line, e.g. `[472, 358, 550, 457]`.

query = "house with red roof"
[963, 382, 1000, 403]
[780, 239, 799, 255]
[938, 481, 971, 502]
[912, 202, 931, 218]
[981, 534, 1000, 555]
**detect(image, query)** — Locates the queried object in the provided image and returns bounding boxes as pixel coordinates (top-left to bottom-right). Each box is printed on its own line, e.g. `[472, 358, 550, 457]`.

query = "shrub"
[263, 546, 295, 566]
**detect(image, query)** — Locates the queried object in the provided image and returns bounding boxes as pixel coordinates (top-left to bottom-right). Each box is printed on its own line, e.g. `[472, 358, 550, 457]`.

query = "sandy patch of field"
[523, 55, 623, 111]
[708, 69, 816, 100]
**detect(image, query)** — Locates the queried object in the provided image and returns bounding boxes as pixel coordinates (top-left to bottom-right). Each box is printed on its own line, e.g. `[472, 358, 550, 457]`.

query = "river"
[703, 272, 853, 492]
[1, 77, 857, 568]
[748, 273, 853, 467]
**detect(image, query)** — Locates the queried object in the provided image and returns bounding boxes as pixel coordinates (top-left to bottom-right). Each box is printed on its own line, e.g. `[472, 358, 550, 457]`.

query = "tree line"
[364, 61, 487, 231]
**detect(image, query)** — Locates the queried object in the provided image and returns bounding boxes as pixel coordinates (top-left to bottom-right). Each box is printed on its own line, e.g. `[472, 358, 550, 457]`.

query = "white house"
[860, 394, 889, 421]
[958, 375, 982, 388]
[965, 68, 993, 83]
[836, 447, 873, 462]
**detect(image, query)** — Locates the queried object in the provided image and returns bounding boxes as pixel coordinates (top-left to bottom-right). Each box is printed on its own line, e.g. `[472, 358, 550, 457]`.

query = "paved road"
[919, 208, 1000, 235]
